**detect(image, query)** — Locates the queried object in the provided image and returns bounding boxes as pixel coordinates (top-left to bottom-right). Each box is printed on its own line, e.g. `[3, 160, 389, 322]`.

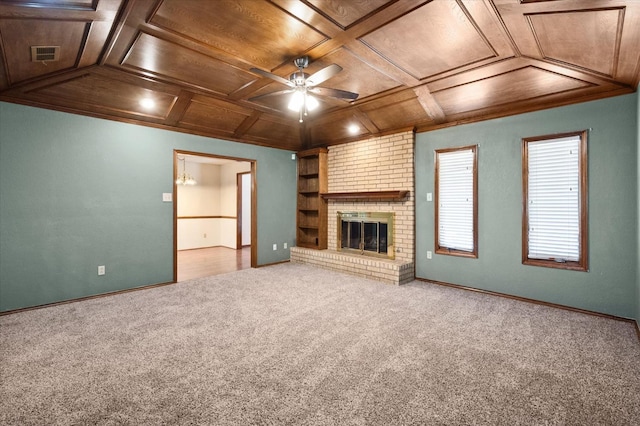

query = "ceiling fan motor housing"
[293, 56, 309, 69]
[290, 71, 310, 86]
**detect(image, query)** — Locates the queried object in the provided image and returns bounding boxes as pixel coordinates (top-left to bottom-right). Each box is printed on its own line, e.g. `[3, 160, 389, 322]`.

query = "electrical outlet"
[284, 242, 288, 249]
[427, 251, 432, 259]
[204, 233, 207, 238]
[98, 265, 106, 275]
[273, 243, 277, 251]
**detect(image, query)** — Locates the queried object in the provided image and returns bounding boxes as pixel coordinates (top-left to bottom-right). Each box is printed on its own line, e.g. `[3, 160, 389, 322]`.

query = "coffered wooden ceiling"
[1, 0, 639, 151]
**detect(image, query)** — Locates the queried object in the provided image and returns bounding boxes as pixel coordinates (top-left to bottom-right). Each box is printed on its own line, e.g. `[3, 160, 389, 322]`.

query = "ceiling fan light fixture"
[287, 91, 319, 112]
[287, 90, 304, 112]
[306, 94, 319, 111]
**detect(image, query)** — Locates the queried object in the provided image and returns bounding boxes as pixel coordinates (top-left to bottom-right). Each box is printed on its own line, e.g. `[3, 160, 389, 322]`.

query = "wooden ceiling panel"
[33, 73, 177, 120]
[306, 0, 393, 29]
[362, 96, 429, 131]
[310, 48, 401, 100]
[179, 97, 252, 135]
[309, 110, 372, 144]
[528, 8, 622, 77]
[3, 0, 96, 7]
[432, 66, 592, 115]
[123, 33, 257, 96]
[0, 19, 87, 84]
[151, 0, 327, 70]
[0, 0, 638, 151]
[360, 0, 497, 80]
[242, 115, 300, 148]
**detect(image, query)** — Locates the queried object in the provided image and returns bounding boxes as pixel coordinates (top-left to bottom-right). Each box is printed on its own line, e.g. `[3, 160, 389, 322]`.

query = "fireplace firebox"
[338, 212, 394, 259]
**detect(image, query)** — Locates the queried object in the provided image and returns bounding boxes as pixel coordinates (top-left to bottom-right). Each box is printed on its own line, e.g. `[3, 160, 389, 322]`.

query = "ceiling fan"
[250, 56, 359, 123]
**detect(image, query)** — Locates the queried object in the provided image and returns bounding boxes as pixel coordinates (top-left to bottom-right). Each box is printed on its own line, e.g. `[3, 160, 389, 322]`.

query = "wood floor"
[177, 246, 251, 282]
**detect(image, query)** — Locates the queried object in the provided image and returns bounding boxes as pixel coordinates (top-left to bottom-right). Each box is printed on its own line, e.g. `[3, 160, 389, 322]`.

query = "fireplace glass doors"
[338, 212, 394, 259]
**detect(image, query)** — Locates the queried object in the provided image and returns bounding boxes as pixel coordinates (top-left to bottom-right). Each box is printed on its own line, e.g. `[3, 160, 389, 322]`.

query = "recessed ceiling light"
[348, 124, 360, 134]
[139, 98, 155, 109]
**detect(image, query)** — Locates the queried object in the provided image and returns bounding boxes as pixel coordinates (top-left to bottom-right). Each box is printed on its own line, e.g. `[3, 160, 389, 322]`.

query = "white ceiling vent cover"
[31, 46, 60, 62]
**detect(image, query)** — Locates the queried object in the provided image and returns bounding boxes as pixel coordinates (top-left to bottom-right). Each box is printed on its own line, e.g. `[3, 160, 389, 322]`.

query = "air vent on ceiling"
[31, 46, 60, 62]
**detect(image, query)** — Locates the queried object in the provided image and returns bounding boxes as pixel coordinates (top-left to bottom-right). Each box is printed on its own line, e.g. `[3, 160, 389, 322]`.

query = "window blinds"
[527, 136, 581, 261]
[437, 148, 475, 252]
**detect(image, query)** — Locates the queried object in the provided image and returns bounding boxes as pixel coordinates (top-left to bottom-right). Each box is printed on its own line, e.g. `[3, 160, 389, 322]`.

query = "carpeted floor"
[1, 263, 639, 425]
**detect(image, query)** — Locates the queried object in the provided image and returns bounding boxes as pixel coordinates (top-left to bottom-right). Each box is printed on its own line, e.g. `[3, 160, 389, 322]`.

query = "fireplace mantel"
[321, 190, 409, 201]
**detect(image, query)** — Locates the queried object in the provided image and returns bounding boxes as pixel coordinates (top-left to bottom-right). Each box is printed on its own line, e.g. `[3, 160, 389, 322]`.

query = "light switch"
[427, 192, 432, 201]
[162, 193, 172, 202]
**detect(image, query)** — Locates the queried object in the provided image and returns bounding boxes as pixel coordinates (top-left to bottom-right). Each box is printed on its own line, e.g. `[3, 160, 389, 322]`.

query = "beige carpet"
[1, 263, 639, 425]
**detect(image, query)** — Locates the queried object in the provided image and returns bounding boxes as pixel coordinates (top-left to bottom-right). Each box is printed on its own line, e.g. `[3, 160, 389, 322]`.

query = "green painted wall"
[637, 91, 640, 326]
[0, 102, 297, 312]
[416, 93, 638, 319]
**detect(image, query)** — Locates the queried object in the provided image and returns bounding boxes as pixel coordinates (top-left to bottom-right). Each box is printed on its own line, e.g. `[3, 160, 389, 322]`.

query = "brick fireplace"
[291, 130, 415, 284]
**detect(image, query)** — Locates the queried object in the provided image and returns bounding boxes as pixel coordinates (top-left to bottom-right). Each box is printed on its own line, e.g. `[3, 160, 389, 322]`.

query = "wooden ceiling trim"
[91, 65, 182, 95]
[352, 108, 381, 134]
[413, 85, 445, 123]
[233, 110, 263, 139]
[101, 0, 158, 66]
[79, 20, 114, 67]
[165, 90, 193, 126]
[7, 67, 94, 95]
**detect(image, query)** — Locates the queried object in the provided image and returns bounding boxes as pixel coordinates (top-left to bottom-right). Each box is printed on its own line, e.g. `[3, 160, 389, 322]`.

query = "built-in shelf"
[296, 148, 328, 249]
[321, 190, 409, 201]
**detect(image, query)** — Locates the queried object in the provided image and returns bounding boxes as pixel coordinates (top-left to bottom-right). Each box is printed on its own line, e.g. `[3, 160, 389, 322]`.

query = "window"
[435, 145, 478, 258]
[522, 130, 588, 271]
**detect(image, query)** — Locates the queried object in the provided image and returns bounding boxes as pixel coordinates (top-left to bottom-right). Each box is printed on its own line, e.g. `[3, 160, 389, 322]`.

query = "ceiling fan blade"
[250, 67, 293, 87]
[309, 87, 359, 101]
[306, 64, 342, 87]
[249, 89, 294, 102]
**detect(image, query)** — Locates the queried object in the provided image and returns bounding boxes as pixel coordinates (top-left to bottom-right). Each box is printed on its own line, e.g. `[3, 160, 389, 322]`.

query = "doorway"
[173, 150, 256, 282]
[237, 172, 251, 249]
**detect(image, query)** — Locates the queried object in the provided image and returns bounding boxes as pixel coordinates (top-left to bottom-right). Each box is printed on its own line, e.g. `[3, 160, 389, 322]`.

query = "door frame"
[173, 150, 257, 283]
[236, 171, 251, 249]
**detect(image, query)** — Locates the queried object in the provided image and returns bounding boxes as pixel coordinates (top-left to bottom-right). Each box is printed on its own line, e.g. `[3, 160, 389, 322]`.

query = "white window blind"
[437, 148, 475, 252]
[527, 136, 581, 261]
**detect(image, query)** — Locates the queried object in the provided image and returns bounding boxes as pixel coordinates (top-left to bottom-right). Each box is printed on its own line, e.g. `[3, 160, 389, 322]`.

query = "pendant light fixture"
[176, 156, 197, 186]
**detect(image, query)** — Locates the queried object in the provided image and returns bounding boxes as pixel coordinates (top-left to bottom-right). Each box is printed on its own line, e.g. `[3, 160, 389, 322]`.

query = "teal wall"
[416, 93, 638, 319]
[637, 91, 640, 325]
[0, 102, 297, 312]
